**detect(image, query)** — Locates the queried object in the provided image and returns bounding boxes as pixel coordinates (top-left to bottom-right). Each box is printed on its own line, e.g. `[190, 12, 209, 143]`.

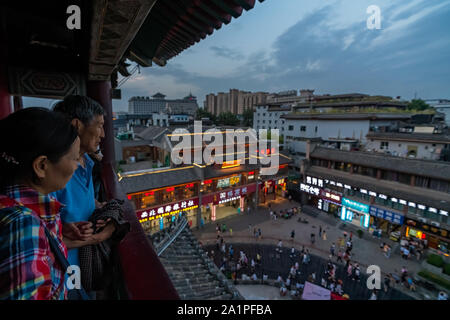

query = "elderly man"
[51, 96, 115, 286]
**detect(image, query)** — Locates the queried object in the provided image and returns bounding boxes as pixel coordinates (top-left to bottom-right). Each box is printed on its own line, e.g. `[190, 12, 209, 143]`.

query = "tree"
[407, 99, 432, 111]
[217, 112, 239, 126]
[242, 107, 254, 127]
[196, 108, 216, 123]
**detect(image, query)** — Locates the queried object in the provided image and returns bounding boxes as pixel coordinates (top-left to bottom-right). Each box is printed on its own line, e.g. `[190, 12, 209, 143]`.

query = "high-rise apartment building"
[204, 89, 269, 116]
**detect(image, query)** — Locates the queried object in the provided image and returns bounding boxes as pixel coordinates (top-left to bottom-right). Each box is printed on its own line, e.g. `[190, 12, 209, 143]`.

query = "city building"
[300, 144, 450, 256]
[118, 126, 292, 233]
[281, 113, 411, 155]
[129, 92, 198, 116]
[366, 131, 450, 161]
[425, 99, 450, 126]
[204, 89, 269, 116]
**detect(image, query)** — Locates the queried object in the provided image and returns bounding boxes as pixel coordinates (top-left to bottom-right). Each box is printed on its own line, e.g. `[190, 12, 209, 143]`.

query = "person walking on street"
[290, 229, 295, 242]
[384, 276, 390, 293]
[310, 233, 315, 244]
[322, 230, 327, 241]
[258, 228, 262, 240]
[330, 243, 336, 256]
[337, 250, 343, 263]
[319, 226, 322, 238]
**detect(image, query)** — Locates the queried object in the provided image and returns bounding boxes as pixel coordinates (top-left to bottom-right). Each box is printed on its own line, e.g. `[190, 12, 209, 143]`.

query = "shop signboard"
[320, 190, 342, 204]
[300, 183, 320, 196]
[369, 206, 404, 225]
[342, 198, 369, 213]
[217, 175, 241, 188]
[213, 184, 255, 205]
[137, 198, 199, 223]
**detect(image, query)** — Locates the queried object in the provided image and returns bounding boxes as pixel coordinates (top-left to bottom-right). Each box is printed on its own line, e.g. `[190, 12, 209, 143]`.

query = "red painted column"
[0, 61, 11, 120]
[86, 80, 115, 167]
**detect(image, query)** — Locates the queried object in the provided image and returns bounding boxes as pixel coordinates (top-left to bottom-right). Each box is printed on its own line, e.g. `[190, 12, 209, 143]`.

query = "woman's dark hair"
[0, 107, 78, 191]
[52, 95, 105, 125]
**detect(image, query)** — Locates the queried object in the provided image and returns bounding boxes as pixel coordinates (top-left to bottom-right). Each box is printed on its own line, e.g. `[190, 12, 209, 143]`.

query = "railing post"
[0, 61, 11, 120]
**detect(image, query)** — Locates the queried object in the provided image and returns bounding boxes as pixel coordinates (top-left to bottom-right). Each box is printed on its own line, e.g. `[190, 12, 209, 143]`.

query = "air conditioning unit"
[431, 221, 440, 227]
[418, 217, 427, 223]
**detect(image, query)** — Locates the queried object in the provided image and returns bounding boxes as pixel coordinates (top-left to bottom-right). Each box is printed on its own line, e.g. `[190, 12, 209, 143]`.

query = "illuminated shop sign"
[369, 191, 377, 197]
[137, 198, 199, 222]
[217, 175, 241, 188]
[277, 178, 285, 185]
[215, 186, 249, 205]
[360, 189, 367, 194]
[440, 210, 448, 217]
[378, 194, 387, 200]
[369, 206, 404, 225]
[300, 183, 320, 196]
[320, 190, 341, 203]
[342, 198, 369, 213]
[306, 176, 323, 187]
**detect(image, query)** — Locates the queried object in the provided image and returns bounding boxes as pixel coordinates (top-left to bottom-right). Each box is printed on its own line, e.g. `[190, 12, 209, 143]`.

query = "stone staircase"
[158, 227, 243, 300]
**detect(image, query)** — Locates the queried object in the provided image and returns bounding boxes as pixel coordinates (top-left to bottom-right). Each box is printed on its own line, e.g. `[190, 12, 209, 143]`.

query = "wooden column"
[410, 175, 415, 187]
[0, 61, 11, 120]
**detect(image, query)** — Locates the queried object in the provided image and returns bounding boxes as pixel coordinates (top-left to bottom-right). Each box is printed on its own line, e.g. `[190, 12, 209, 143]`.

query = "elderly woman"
[0, 108, 80, 300]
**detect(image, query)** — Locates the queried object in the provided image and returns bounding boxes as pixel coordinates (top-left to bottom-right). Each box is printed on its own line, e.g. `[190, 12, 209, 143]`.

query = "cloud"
[209, 46, 245, 60]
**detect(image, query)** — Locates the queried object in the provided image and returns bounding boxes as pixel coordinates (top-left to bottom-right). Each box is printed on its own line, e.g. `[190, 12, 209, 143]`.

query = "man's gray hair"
[53, 95, 105, 125]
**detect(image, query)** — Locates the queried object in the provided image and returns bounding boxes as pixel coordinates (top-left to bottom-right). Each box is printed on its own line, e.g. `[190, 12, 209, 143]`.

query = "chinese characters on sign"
[137, 198, 199, 223]
[215, 186, 249, 204]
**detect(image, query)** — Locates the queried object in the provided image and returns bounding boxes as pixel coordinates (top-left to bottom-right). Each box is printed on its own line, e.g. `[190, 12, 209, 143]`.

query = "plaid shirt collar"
[2, 185, 63, 221]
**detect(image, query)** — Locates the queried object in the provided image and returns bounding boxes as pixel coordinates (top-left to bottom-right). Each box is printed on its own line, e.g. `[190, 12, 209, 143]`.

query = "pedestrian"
[276, 240, 283, 253]
[258, 228, 262, 240]
[330, 243, 336, 256]
[247, 206, 250, 215]
[384, 276, 390, 293]
[337, 250, 343, 263]
[310, 233, 315, 244]
[319, 225, 322, 237]
[229, 228, 233, 237]
[369, 290, 377, 300]
[407, 277, 416, 291]
[216, 223, 220, 234]
[385, 245, 391, 259]
[354, 265, 361, 282]
[254, 228, 258, 240]
[289, 194, 292, 202]
[349, 232, 353, 241]
[322, 230, 327, 241]
[222, 223, 227, 233]
[347, 263, 353, 278]
[291, 229, 295, 242]
[248, 224, 252, 234]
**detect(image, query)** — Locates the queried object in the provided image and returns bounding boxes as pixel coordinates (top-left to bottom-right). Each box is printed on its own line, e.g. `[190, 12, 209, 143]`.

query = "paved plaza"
[193, 198, 438, 300]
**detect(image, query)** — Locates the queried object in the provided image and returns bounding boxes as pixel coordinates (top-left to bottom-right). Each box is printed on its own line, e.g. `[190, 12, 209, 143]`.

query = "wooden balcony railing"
[101, 163, 179, 300]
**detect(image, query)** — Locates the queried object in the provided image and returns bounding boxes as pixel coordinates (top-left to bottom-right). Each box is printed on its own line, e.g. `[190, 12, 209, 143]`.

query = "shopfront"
[404, 219, 450, 256]
[275, 178, 287, 197]
[201, 184, 257, 222]
[369, 206, 404, 234]
[319, 189, 342, 217]
[136, 198, 199, 234]
[341, 197, 371, 229]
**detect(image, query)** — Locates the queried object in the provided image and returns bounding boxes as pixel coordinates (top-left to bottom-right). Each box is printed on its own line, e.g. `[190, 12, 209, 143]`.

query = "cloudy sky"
[24, 0, 450, 112]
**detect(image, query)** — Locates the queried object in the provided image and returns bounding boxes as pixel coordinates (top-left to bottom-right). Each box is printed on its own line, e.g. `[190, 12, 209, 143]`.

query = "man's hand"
[88, 223, 116, 245]
[62, 222, 94, 241]
[95, 218, 111, 230]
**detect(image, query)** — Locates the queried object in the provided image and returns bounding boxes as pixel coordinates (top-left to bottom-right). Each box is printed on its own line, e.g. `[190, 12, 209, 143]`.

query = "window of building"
[289, 125, 294, 131]
[380, 141, 389, 150]
[300, 126, 306, 132]
[315, 126, 318, 133]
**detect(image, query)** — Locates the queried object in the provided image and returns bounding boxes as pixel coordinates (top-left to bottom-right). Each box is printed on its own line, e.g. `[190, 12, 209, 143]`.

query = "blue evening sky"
[24, 0, 450, 112]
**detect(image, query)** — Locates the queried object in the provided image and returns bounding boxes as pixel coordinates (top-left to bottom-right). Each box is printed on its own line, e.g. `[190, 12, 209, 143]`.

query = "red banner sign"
[136, 197, 199, 222]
